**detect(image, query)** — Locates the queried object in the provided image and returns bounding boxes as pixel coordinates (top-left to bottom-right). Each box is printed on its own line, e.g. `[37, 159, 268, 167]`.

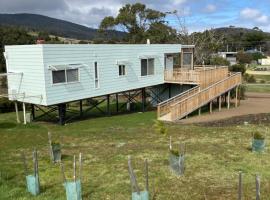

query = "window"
[94, 62, 99, 88]
[52, 68, 79, 84]
[52, 70, 66, 84]
[118, 65, 126, 76]
[182, 53, 192, 68]
[141, 58, 155, 76]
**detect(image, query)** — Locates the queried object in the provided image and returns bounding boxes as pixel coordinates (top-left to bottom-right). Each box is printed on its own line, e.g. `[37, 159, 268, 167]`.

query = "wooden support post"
[142, 88, 145, 112]
[168, 84, 172, 98]
[227, 91, 230, 109]
[235, 86, 238, 107]
[116, 93, 119, 113]
[15, 101, 20, 123]
[58, 104, 66, 125]
[198, 108, 201, 116]
[31, 104, 35, 120]
[238, 171, 243, 200]
[79, 100, 83, 117]
[23, 102, 26, 125]
[79, 153, 82, 180]
[219, 96, 222, 111]
[210, 101, 213, 114]
[107, 94, 110, 116]
[256, 175, 260, 200]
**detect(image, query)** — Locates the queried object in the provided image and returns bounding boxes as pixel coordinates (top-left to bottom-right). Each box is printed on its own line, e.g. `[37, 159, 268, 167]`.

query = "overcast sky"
[0, 0, 270, 32]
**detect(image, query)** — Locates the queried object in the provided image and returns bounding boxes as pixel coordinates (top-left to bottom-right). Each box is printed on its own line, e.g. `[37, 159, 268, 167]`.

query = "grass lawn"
[246, 84, 270, 93]
[0, 111, 270, 199]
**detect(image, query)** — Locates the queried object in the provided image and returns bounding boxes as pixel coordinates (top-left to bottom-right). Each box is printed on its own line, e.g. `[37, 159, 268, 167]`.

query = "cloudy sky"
[0, 0, 270, 32]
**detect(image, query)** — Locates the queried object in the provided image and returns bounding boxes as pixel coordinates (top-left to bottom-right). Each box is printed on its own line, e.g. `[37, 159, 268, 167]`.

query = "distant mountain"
[213, 27, 270, 41]
[0, 13, 125, 40]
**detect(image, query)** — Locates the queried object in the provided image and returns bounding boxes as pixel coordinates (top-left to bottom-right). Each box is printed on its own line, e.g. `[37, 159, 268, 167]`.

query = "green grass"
[246, 84, 270, 93]
[253, 75, 270, 84]
[1, 111, 270, 199]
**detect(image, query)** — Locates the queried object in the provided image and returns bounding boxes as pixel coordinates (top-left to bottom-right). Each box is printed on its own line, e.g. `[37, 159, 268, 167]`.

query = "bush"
[237, 52, 252, 64]
[210, 56, 230, 66]
[260, 79, 266, 84]
[229, 64, 246, 74]
[253, 132, 265, 140]
[0, 98, 15, 113]
[244, 74, 256, 83]
[231, 84, 246, 100]
[153, 120, 168, 136]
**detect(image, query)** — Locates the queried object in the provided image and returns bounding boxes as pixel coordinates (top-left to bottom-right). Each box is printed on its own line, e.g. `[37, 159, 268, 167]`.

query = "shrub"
[153, 120, 168, 136]
[0, 98, 15, 113]
[210, 56, 230, 66]
[260, 79, 266, 84]
[237, 52, 252, 64]
[253, 132, 265, 140]
[244, 74, 256, 83]
[229, 64, 246, 74]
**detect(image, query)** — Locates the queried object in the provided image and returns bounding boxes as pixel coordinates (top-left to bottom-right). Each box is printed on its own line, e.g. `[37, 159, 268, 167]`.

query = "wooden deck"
[158, 66, 242, 122]
[165, 66, 229, 88]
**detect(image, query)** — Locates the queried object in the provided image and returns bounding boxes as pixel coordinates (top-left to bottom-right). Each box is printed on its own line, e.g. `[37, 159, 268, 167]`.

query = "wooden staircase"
[157, 66, 242, 122]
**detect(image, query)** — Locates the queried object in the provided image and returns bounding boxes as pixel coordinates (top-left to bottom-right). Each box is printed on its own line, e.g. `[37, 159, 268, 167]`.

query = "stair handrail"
[170, 72, 241, 107]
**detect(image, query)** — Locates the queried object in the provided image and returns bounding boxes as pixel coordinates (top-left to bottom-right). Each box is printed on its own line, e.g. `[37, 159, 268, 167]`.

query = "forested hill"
[0, 13, 125, 40]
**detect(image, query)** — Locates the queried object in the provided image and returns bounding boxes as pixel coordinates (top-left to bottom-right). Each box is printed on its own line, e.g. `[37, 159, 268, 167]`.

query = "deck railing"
[168, 72, 242, 121]
[164, 66, 229, 88]
[157, 86, 200, 118]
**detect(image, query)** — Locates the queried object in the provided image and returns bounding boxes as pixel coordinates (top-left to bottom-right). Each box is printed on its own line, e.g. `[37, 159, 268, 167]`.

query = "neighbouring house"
[2, 43, 241, 125]
[258, 56, 270, 66]
[217, 52, 237, 65]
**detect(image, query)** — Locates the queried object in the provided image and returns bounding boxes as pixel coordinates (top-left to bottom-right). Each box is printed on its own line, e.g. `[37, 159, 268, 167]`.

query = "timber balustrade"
[164, 66, 229, 88]
[158, 72, 242, 121]
[157, 86, 200, 118]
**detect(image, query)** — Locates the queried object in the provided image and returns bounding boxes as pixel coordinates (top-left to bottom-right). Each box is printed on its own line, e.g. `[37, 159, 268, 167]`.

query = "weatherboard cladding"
[5, 44, 182, 106]
[4, 45, 47, 105]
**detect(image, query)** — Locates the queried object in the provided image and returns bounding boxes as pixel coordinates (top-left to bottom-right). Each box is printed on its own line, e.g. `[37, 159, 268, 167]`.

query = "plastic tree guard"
[63, 180, 82, 200]
[26, 175, 40, 196]
[132, 190, 149, 200]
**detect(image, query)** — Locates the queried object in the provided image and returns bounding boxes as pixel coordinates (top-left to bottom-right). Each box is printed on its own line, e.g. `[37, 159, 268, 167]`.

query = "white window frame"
[51, 68, 80, 85]
[94, 61, 100, 89]
[140, 58, 155, 77]
[118, 65, 126, 77]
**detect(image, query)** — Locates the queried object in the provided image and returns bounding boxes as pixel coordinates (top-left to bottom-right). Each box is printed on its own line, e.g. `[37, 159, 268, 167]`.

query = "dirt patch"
[180, 92, 270, 125]
[198, 113, 270, 127]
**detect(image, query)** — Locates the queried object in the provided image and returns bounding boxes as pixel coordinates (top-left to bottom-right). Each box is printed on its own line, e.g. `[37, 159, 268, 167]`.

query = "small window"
[52, 70, 66, 84]
[67, 69, 79, 82]
[141, 58, 155, 76]
[119, 65, 126, 76]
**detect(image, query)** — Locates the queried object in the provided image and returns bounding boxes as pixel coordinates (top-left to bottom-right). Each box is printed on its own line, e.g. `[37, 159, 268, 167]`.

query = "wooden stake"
[169, 136, 172, 150]
[60, 162, 67, 183]
[256, 175, 260, 200]
[15, 101, 20, 123]
[128, 156, 140, 194]
[21, 152, 28, 176]
[238, 171, 243, 200]
[145, 159, 149, 191]
[48, 132, 54, 162]
[79, 153, 82, 180]
[73, 155, 76, 182]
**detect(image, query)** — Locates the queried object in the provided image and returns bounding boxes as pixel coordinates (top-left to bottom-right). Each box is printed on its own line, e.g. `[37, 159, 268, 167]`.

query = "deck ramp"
[157, 72, 242, 122]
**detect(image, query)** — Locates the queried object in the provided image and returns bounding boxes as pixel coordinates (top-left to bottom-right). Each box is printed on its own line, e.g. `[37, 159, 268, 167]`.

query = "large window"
[94, 62, 99, 88]
[118, 65, 126, 76]
[141, 58, 154, 76]
[52, 68, 79, 84]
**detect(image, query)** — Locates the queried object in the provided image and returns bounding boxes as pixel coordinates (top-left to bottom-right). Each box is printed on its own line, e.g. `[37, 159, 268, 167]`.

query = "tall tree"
[99, 3, 177, 43]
